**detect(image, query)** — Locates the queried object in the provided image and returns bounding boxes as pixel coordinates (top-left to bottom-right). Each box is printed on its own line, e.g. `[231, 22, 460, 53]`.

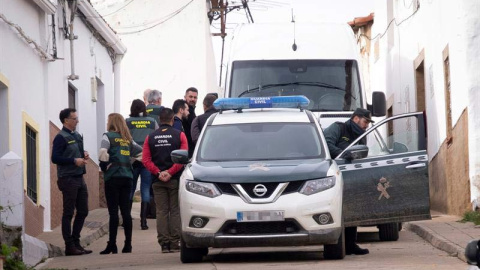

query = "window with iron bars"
[26, 125, 37, 203]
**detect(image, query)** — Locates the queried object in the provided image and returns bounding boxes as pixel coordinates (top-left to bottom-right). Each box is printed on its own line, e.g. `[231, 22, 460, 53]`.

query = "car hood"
[188, 159, 333, 183]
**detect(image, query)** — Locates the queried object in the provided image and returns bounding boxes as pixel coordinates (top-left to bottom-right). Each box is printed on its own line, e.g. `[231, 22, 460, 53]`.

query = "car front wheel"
[378, 222, 399, 241]
[323, 227, 346, 260]
[180, 238, 208, 263]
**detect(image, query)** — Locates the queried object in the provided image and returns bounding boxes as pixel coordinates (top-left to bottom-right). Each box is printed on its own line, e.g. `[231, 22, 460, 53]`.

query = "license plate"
[236, 210, 285, 222]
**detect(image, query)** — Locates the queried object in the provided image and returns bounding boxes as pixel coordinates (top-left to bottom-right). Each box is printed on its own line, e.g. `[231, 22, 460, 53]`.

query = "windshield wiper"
[238, 81, 346, 97]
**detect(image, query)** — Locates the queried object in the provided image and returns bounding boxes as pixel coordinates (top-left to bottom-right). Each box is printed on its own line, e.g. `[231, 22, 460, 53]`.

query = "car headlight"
[185, 180, 221, 198]
[299, 176, 336, 195]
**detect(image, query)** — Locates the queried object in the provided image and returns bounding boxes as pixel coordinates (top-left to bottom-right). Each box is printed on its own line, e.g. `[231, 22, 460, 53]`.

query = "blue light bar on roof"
[214, 96, 310, 110]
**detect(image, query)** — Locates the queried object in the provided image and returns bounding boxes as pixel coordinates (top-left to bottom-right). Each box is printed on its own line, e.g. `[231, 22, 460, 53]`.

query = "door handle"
[406, 163, 426, 169]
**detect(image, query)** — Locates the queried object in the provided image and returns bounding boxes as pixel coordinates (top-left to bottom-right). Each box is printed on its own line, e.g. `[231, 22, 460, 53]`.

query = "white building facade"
[0, 0, 126, 265]
[91, 0, 218, 115]
[358, 0, 480, 215]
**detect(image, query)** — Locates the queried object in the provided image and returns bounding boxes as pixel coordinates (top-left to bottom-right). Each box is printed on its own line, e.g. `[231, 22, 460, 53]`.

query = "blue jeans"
[130, 163, 152, 202]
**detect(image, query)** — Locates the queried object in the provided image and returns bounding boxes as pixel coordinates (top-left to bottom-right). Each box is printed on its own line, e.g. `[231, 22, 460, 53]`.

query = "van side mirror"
[370, 91, 386, 117]
[465, 239, 480, 266]
[171, 150, 189, 164]
[340, 145, 369, 160]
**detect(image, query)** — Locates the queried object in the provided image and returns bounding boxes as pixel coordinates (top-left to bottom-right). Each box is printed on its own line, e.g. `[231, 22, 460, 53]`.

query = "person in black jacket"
[143, 108, 188, 253]
[323, 108, 373, 255]
[51, 108, 91, 256]
[191, 94, 218, 144]
[125, 99, 158, 230]
[172, 99, 190, 132]
[182, 87, 198, 157]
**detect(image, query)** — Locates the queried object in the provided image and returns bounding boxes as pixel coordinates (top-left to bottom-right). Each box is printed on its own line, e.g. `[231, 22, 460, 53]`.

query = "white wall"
[370, 0, 480, 202]
[0, 0, 119, 232]
[92, 0, 217, 116]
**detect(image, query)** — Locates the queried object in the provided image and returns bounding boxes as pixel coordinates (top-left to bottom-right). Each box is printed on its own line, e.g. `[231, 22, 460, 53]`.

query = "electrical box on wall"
[91, 77, 97, 102]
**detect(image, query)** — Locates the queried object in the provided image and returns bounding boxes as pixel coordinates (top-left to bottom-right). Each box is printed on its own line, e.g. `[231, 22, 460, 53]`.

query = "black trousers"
[105, 177, 133, 243]
[57, 176, 89, 247]
[345, 226, 358, 249]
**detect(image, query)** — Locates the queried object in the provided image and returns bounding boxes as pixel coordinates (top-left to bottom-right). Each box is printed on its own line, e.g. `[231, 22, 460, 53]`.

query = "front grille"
[220, 219, 301, 235]
[241, 182, 279, 198]
[283, 180, 305, 194]
[215, 183, 238, 196]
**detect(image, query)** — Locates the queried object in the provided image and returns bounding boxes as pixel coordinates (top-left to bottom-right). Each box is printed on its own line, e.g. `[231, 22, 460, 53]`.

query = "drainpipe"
[67, 0, 79, 81]
[113, 54, 123, 113]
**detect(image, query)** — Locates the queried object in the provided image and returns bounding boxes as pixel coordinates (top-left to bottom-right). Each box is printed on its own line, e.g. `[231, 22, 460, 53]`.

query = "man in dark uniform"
[191, 94, 218, 144]
[172, 99, 189, 132]
[51, 108, 92, 256]
[323, 107, 374, 255]
[142, 108, 188, 253]
[145, 89, 164, 218]
[146, 89, 164, 125]
[182, 87, 198, 157]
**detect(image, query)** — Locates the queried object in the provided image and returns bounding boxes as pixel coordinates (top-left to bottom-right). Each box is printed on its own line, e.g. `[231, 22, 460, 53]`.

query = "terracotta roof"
[348, 12, 374, 28]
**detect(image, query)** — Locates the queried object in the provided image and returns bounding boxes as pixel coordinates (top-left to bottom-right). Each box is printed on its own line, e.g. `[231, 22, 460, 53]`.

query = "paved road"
[40, 222, 466, 270]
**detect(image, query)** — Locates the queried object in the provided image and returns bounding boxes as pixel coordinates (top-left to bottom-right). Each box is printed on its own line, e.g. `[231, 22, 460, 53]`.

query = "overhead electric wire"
[117, 0, 194, 35]
[80, 0, 134, 18]
[361, 7, 419, 41]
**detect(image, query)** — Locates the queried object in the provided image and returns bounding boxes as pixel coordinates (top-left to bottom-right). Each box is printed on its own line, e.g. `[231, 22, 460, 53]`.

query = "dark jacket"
[51, 127, 86, 177]
[191, 107, 218, 143]
[126, 116, 157, 145]
[173, 116, 184, 132]
[182, 104, 196, 157]
[323, 120, 366, 158]
[146, 104, 164, 125]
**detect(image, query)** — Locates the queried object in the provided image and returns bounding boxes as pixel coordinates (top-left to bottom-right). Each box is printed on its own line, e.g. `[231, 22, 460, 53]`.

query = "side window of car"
[364, 116, 422, 158]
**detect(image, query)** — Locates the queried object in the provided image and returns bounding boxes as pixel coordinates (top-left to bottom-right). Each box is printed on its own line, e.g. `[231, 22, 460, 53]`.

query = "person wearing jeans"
[126, 99, 158, 230]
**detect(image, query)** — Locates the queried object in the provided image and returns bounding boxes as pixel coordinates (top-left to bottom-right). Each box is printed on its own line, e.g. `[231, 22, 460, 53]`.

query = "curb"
[405, 222, 467, 263]
[46, 220, 109, 257]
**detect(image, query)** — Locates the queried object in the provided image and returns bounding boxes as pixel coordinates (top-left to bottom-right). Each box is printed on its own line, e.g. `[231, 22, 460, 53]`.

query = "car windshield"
[197, 123, 325, 161]
[229, 60, 362, 112]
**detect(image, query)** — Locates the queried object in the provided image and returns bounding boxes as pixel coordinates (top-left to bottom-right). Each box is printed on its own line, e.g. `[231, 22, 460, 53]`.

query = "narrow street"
[40, 215, 465, 269]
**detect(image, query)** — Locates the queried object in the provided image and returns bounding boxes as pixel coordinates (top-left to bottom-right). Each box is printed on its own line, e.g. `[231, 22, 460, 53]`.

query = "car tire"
[180, 238, 208, 263]
[323, 227, 345, 260]
[378, 222, 399, 241]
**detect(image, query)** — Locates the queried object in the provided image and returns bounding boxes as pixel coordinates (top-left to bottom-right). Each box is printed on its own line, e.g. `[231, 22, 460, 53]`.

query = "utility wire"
[360, 7, 419, 41]
[80, 0, 134, 18]
[117, 0, 194, 35]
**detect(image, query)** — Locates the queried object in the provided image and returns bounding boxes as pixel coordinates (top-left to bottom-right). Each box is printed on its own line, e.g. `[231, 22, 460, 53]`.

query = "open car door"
[335, 112, 430, 227]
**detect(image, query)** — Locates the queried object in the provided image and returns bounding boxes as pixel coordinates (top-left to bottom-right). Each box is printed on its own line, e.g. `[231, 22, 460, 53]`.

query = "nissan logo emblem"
[253, 184, 267, 197]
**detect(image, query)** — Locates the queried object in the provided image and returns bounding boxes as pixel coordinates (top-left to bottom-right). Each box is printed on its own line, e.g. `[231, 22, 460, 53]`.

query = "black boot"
[65, 243, 83, 256]
[122, 240, 132, 253]
[140, 202, 149, 230]
[100, 241, 118, 255]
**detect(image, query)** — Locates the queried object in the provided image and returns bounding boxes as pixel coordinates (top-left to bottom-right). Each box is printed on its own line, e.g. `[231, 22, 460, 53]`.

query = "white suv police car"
[172, 96, 345, 262]
[171, 96, 431, 263]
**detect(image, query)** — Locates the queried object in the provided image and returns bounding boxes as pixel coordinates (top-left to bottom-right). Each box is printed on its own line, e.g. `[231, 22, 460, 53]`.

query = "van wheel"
[180, 238, 208, 263]
[378, 223, 399, 241]
[324, 227, 345, 260]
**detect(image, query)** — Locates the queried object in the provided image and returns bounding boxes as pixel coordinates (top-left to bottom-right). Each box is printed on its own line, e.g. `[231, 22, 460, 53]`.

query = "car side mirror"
[340, 145, 369, 160]
[465, 239, 480, 266]
[171, 150, 189, 164]
[369, 91, 386, 117]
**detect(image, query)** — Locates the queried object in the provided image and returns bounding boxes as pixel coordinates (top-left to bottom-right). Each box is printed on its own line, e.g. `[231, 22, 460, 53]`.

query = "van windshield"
[229, 60, 362, 112]
[197, 123, 325, 161]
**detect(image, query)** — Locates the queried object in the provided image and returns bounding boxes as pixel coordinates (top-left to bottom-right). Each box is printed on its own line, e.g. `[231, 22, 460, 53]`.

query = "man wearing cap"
[323, 107, 374, 255]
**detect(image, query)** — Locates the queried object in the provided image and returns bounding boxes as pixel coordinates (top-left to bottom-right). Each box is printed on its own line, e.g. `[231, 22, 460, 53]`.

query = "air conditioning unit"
[91, 77, 97, 102]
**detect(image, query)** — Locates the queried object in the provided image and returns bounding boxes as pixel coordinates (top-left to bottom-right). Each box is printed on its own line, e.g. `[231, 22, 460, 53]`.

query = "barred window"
[26, 125, 37, 203]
